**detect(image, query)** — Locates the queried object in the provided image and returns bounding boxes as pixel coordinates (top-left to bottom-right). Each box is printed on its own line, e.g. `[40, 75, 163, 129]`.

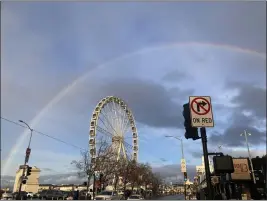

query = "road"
[156, 194, 185, 200]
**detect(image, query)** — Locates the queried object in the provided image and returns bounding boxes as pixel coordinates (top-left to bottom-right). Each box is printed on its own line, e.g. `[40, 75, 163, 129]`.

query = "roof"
[39, 184, 54, 187]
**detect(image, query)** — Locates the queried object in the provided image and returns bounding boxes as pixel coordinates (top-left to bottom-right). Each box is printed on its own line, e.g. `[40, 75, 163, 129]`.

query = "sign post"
[189, 96, 214, 200]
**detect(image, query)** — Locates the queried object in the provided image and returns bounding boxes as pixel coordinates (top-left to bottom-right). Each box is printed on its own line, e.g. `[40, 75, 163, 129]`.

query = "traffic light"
[183, 103, 200, 140]
[252, 157, 263, 170]
[26, 166, 32, 176]
[184, 172, 187, 182]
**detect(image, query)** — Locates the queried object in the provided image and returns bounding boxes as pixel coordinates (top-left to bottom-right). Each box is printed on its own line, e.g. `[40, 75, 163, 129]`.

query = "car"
[39, 190, 65, 200]
[94, 191, 120, 200]
[27, 192, 34, 198]
[1, 192, 13, 200]
[127, 195, 144, 200]
[12, 191, 28, 200]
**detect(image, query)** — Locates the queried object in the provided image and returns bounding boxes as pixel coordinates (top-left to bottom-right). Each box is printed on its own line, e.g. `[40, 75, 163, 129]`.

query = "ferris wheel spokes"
[89, 96, 139, 165]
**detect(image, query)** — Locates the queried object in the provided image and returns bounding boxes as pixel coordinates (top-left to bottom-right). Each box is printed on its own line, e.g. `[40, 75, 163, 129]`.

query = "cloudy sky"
[1, 2, 266, 184]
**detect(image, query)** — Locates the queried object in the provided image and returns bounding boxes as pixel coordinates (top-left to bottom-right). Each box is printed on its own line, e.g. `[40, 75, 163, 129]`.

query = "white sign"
[181, 159, 187, 173]
[196, 165, 205, 173]
[189, 96, 214, 127]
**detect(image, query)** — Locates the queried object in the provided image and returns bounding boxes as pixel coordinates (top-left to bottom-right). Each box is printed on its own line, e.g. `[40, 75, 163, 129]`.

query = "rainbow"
[2, 41, 265, 175]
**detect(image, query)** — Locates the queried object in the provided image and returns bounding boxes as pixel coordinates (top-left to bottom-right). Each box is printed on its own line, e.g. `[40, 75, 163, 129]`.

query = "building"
[38, 184, 54, 191]
[13, 166, 41, 194]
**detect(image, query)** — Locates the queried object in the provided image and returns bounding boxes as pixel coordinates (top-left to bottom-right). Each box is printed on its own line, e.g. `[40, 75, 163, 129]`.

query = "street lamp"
[165, 136, 184, 159]
[165, 135, 187, 199]
[19, 120, 34, 148]
[18, 120, 34, 197]
[240, 130, 256, 184]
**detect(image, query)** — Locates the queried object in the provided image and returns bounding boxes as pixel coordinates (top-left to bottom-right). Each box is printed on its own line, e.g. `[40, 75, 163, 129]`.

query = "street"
[156, 194, 185, 200]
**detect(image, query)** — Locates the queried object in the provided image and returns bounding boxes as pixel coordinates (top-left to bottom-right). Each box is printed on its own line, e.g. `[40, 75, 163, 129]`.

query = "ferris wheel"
[89, 96, 138, 166]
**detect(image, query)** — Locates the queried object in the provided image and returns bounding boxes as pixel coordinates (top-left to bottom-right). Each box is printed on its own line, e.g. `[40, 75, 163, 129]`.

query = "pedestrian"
[73, 186, 79, 200]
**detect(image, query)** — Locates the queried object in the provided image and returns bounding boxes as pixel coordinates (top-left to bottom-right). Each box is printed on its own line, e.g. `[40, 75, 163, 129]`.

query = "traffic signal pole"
[184, 172, 187, 200]
[17, 120, 33, 198]
[18, 158, 27, 198]
[200, 127, 213, 200]
[93, 172, 96, 199]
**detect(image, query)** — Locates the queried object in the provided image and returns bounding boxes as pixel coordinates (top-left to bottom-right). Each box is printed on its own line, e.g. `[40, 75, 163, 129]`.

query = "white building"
[13, 166, 41, 194]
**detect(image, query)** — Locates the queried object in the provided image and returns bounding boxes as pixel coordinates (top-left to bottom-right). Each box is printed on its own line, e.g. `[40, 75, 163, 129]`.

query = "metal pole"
[28, 129, 33, 148]
[18, 120, 33, 198]
[86, 175, 90, 200]
[93, 172, 96, 200]
[200, 127, 212, 200]
[243, 130, 256, 184]
[180, 139, 184, 159]
[180, 139, 187, 200]
[17, 164, 26, 199]
[184, 172, 187, 200]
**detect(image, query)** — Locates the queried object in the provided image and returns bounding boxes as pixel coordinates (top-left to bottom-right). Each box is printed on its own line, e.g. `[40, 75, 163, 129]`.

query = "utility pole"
[18, 120, 33, 198]
[241, 130, 256, 184]
[200, 127, 213, 200]
[165, 136, 187, 200]
[93, 172, 96, 199]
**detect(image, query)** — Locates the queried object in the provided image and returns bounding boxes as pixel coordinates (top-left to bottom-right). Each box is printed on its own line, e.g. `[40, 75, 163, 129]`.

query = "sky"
[1, 1, 266, 185]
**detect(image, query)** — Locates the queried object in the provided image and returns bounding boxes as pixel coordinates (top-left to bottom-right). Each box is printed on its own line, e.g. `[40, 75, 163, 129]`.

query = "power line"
[1, 116, 86, 151]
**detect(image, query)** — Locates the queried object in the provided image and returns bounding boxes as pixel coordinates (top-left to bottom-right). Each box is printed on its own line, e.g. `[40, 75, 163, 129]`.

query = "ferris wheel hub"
[112, 136, 123, 142]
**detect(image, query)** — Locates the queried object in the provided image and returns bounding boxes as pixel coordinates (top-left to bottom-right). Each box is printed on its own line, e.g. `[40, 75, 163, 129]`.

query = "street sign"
[26, 148, 31, 156]
[189, 96, 214, 127]
[181, 159, 187, 173]
[25, 148, 31, 163]
[196, 165, 205, 173]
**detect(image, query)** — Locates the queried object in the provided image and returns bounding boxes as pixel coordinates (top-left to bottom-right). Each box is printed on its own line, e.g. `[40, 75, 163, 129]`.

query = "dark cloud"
[168, 87, 195, 100]
[41, 168, 54, 172]
[210, 125, 266, 147]
[1, 163, 197, 187]
[209, 82, 266, 147]
[153, 164, 196, 181]
[91, 78, 193, 129]
[191, 151, 203, 159]
[228, 82, 266, 119]
[162, 70, 191, 82]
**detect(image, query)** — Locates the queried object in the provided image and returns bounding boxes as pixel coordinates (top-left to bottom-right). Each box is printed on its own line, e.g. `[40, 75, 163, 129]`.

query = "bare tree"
[71, 150, 92, 198]
[115, 159, 136, 195]
[71, 137, 118, 198]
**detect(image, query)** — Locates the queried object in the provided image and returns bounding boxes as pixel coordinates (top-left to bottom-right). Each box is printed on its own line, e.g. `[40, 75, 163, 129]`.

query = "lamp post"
[165, 135, 187, 199]
[18, 120, 34, 197]
[240, 130, 256, 184]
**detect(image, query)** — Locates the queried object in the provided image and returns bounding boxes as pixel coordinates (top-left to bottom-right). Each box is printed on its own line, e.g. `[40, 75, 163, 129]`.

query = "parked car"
[94, 191, 120, 200]
[27, 192, 34, 198]
[78, 190, 92, 200]
[1, 191, 13, 200]
[12, 191, 28, 200]
[39, 190, 66, 200]
[127, 195, 144, 200]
